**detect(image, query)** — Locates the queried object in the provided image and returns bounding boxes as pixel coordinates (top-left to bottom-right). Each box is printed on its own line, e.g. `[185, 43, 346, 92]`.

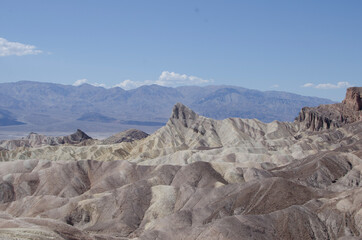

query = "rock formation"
[296, 87, 362, 131]
[101, 129, 149, 144]
[343, 87, 362, 111]
[0, 88, 361, 239]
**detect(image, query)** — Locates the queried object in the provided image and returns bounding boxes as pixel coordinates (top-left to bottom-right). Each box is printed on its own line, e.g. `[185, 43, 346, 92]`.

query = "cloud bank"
[156, 71, 211, 86]
[0, 37, 42, 56]
[115, 71, 213, 90]
[302, 81, 351, 89]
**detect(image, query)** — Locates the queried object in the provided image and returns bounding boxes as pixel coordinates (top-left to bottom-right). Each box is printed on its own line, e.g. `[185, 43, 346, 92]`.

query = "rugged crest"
[296, 87, 362, 131]
[101, 129, 149, 144]
[343, 87, 362, 111]
[170, 102, 199, 127]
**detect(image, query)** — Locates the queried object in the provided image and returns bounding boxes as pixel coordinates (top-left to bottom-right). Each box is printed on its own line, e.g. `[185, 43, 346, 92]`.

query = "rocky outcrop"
[59, 129, 92, 143]
[0, 182, 15, 204]
[296, 87, 362, 131]
[295, 105, 344, 131]
[343, 87, 362, 111]
[170, 102, 199, 127]
[101, 129, 149, 144]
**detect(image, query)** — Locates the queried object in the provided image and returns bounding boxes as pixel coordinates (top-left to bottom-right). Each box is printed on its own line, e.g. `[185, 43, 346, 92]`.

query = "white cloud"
[0, 37, 42, 56]
[302, 83, 314, 88]
[156, 71, 212, 86]
[271, 84, 279, 88]
[113, 79, 154, 90]
[315, 82, 350, 89]
[114, 71, 212, 90]
[73, 79, 88, 86]
[91, 82, 106, 88]
[73, 79, 107, 88]
[302, 81, 351, 89]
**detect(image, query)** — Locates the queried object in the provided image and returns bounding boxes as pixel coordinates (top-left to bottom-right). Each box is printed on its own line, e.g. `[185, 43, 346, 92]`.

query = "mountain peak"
[171, 103, 198, 120]
[170, 103, 199, 128]
[72, 129, 92, 141]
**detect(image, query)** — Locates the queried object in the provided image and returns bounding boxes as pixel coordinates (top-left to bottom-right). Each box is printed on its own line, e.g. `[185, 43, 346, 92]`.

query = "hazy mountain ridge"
[0, 81, 333, 134]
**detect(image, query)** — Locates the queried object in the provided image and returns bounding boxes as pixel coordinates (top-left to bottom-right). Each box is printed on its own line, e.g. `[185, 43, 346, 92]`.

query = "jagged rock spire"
[170, 103, 199, 128]
[342, 87, 362, 111]
[296, 87, 362, 131]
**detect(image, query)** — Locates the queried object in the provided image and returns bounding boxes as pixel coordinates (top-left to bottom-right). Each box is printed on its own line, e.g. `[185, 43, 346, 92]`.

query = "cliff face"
[296, 87, 362, 131]
[296, 104, 346, 131]
[342, 87, 362, 111]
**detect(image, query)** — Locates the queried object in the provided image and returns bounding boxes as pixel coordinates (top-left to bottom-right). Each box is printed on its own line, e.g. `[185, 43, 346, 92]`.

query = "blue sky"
[0, 0, 361, 101]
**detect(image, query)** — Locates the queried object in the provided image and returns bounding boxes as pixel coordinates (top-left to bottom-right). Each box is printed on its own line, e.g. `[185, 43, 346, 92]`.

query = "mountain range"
[0, 81, 333, 137]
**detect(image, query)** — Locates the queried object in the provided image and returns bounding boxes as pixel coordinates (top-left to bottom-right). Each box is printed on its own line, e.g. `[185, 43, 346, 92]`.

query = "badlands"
[0, 87, 361, 240]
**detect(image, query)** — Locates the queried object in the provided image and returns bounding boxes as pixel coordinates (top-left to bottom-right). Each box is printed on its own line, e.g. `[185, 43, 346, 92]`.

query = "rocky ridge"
[296, 87, 362, 131]
[343, 87, 362, 111]
[0, 129, 93, 151]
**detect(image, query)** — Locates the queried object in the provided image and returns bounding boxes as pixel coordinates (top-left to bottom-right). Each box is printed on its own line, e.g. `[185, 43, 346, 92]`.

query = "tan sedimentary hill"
[0, 88, 361, 239]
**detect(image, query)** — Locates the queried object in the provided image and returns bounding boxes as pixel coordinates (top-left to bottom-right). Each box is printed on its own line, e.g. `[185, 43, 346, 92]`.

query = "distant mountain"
[0, 81, 333, 134]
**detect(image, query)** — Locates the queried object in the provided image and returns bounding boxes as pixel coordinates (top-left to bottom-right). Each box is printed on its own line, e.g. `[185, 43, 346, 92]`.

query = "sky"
[0, 0, 361, 101]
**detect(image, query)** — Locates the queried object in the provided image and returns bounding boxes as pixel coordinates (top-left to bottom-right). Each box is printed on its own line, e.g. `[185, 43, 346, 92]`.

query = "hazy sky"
[0, 0, 361, 101]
